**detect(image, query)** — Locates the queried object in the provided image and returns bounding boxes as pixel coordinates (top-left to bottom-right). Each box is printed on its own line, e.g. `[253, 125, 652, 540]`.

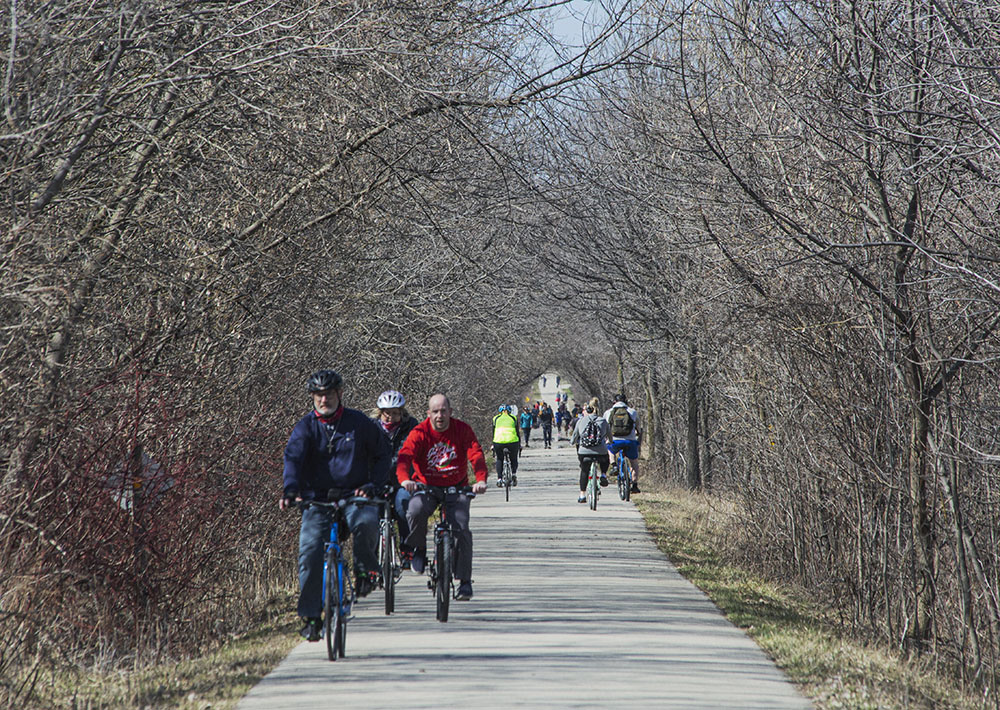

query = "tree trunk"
[686, 340, 701, 490]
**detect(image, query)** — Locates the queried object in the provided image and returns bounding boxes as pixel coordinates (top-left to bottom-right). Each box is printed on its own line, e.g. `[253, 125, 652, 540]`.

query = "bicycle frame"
[377, 496, 402, 615]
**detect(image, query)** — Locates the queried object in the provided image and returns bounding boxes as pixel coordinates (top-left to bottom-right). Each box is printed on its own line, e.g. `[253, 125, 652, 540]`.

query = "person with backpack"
[519, 407, 534, 447]
[571, 399, 610, 503]
[603, 393, 642, 493]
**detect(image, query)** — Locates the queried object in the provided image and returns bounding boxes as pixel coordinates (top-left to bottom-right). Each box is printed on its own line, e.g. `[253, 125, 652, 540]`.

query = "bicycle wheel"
[334, 561, 348, 658]
[621, 456, 632, 502]
[380, 516, 395, 615]
[617, 453, 628, 501]
[324, 552, 341, 661]
[587, 461, 599, 511]
[435, 529, 452, 622]
[503, 454, 511, 502]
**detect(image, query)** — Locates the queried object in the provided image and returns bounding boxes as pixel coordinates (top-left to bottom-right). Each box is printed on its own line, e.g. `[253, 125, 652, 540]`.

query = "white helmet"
[376, 390, 406, 409]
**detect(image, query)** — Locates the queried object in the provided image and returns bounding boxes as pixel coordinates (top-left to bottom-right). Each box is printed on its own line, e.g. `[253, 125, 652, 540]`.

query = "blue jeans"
[297, 502, 378, 619]
[393, 487, 413, 548]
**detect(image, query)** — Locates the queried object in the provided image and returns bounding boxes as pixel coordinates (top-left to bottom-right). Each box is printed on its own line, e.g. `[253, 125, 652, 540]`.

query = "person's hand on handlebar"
[279, 492, 302, 510]
[400, 478, 418, 494]
[472, 480, 487, 495]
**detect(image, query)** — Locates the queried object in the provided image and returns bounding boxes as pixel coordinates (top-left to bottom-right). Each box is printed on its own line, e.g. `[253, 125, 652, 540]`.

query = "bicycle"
[586, 458, 601, 511]
[376, 493, 403, 615]
[296, 495, 379, 660]
[501, 449, 513, 502]
[414, 484, 476, 622]
[616, 450, 633, 502]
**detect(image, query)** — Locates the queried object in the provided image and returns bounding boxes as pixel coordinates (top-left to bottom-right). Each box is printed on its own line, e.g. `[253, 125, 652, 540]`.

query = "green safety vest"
[492, 412, 520, 444]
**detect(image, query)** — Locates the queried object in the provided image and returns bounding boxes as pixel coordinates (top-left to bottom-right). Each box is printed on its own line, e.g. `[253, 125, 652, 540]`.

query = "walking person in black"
[539, 402, 554, 449]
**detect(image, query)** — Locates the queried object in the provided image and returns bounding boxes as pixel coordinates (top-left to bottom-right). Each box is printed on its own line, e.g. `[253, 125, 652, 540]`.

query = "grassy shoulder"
[635, 486, 989, 710]
[29, 592, 299, 710]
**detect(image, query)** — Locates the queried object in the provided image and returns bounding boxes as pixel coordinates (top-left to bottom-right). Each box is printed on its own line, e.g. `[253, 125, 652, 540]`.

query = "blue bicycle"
[298, 496, 380, 660]
[614, 450, 632, 502]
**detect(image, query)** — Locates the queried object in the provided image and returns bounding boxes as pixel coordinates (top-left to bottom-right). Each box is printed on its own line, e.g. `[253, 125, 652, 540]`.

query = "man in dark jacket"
[280, 369, 391, 641]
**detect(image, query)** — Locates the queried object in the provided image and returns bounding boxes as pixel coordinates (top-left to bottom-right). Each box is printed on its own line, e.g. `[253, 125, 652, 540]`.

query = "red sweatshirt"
[396, 417, 488, 487]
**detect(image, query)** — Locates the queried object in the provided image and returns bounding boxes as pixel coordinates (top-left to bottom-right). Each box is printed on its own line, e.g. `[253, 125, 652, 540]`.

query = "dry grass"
[635, 483, 994, 710]
[14, 592, 298, 710]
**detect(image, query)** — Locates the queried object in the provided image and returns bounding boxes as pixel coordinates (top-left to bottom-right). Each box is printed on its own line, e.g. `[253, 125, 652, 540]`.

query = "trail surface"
[239, 427, 811, 708]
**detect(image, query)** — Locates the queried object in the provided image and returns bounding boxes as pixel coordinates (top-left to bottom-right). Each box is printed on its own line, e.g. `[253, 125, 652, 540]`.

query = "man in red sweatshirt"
[396, 393, 488, 600]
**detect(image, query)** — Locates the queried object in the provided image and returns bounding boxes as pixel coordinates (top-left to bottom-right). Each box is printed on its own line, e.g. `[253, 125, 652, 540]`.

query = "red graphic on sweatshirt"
[426, 442, 457, 473]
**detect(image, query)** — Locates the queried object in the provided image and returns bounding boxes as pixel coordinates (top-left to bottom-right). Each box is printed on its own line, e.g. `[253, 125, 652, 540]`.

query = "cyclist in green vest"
[492, 405, 521, 487]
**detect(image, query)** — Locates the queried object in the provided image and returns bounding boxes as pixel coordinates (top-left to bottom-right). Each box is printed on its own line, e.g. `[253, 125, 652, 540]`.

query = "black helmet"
[614, 393, 628, 405]
[306, 369, 343, 393]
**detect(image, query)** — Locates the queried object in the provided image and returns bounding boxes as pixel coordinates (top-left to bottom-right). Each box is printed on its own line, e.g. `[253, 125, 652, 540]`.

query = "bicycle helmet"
[497, 404, 509, 413]
[306, 369, 343, 393]
[377, 390, 406, 409]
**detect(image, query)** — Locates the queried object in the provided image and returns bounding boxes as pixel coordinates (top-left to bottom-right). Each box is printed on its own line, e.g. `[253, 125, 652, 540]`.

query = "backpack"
[580, 417, 603, 448]
[609, 406, 633, 437]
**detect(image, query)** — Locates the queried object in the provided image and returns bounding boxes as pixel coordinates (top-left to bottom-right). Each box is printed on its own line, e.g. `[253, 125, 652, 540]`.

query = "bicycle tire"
[503, 453, 511, 502]
[335, 561, 348, 658]
[381, 517, 395, 615]
[621, 456, 632, 502]
[436, 529, 452, 622]
[324, 552, 341, 661]
[617, 453, 628, 501]
[588, 461, 599, 511]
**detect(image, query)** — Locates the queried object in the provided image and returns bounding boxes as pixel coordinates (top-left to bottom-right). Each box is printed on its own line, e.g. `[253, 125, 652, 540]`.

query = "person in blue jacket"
[280, 369, 391, 641]
[519, 407, 534, 447]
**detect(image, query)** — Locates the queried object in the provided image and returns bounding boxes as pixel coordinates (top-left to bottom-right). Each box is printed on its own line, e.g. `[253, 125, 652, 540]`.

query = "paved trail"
[239, 430, 811, 709]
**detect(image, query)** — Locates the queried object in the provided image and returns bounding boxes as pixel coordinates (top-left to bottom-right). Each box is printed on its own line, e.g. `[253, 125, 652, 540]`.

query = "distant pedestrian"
[519, 408, 534, 447]
[539, 402, 554, 448]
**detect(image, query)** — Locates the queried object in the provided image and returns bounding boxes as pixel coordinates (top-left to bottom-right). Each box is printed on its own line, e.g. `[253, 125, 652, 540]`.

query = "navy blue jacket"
[283, 407, 391, 499]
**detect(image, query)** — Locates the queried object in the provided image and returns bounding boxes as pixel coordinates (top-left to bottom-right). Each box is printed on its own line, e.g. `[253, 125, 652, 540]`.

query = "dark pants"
[492, 442, 520, 476]
[297, 502, 378, 618]
[578, 453, 610, 490]
[405, 488, 474, 581]
[542, 424, 553, 447]
[521, 426, 532, 444]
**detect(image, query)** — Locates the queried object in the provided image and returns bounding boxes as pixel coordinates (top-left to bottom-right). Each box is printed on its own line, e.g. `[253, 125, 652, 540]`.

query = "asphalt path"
[239, 432, 811, 709]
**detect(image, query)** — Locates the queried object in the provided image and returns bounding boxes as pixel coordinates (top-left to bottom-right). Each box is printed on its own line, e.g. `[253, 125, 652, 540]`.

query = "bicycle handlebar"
[412, 483, 477, 499]
[295, 495, 388, 511]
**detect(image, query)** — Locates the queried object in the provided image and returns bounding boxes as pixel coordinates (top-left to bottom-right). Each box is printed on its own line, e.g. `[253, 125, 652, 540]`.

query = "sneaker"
[456, 581, 473, 600]
[496, 478, 504, 488]
[400, 550, 413, 571]
[299, 617, 322, 642]
[512, 475, 518, 487]
[355, 570, 377, 598]
[577, 494, 587, 504]
[631, 482, 641, 494]
[411, 551, 426, 575]
[599, 475, 609, 487]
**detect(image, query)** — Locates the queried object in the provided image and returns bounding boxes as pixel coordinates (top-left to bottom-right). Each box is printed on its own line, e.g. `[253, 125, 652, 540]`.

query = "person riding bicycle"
[396, 393, 488, 601]
[371, 389, 420, 568]
[491, 404, 521, 488]
[571, 399, 611, 502]
[603, 393, 642, 494]
[518, 407, 534, 447]
[281, 369, 392, 641]
[539, 402, 554, 448]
